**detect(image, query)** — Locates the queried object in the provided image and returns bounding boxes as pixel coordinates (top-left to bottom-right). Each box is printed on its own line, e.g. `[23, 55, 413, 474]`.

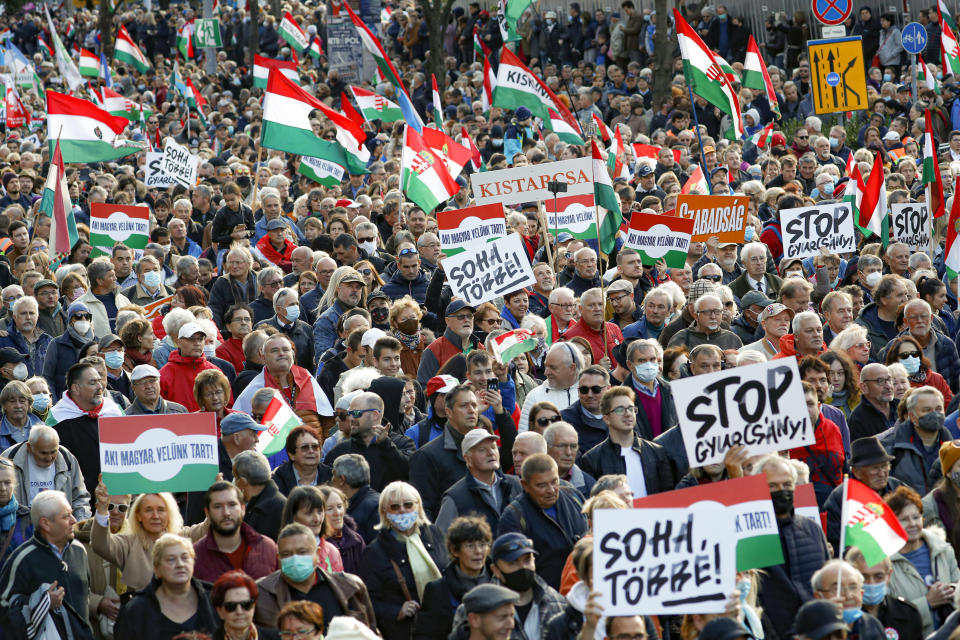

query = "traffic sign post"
[902, 23, 927, 104]
[812, 0, 852, 25]
[808, 37, 868, 114]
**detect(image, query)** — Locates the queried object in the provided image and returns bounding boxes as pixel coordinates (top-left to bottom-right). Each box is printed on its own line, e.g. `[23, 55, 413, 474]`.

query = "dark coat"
[243, 480, 287, 541]
[412, 564, 491, 640]
[209, 274, 258, 329]
[849, 399, 898, 441]
[115, 577, 219, 640]
[42, 330, 85, 400]
[256, 315, 315, 371]
[497, 490, 588, 590]
[324, 432, 414, 493]
[729, 271, 783, 301]
[561, 400, 608, 455]
[271, 461, 333, 497]
[437, 469, 523, 534]
[346, 484, 381, 545]
[359, 524, 449, 640]
[878, 420, 951, 496]
[381, 269, 430, 304]
[327, 515, 366, 575]
[53, 414, 100, 502]
[873, 593, 924, 640]
[653, 426, 689, 480]
[855, 302, 897, 363]
[211, 202, 255, 247]
[758, 512, 831, 639]
[581, 434, 677, 494]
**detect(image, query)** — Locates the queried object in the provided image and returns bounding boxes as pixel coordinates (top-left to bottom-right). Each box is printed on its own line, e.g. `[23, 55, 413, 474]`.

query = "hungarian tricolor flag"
[184, 78, 209, 125]
[713, 51, 740, 85]
[256, 396, 303, 457]
[843, 162, 864, 221]
[493, 46, 578, 131]
[114, 24, 151, 73]
[633, 143, 681, 163]
[350, 85, 404, 123]
[946, 176, 960, 278]
[748, 122, 775, 148]
[177, 22, 195, 59]
[607, 127, 630, 180]
[481, 53, 496, 114]
[491, 329, 538, 364]
[4, 86, 29, 129]
[924, 110, 946, 219]
[38, 35, 53, 58]
[675, 8, 744, 140]
[919, 55, 941, 94]
[858, 151, 887, 239]
[943, 20, 960, 76]
[431, 74, 443, 127]
[298, 155, 346, 187]
[547, 108, 584, 145]
[278, 11, 310, 52]
[591, 139, 623, 254]
[307, 36, 323, 59]
[839, 478, 907, 564]
[39, 138, 79, 260]
[253, 54, 298, 89]
[422, 126, 472, 177]
[309, 92, 370, 174]
[97, 86, 152, 122]
[340, 93, 364, 129]
[942, 0, 958, 33]
[742, 35, 781, 118]
[460, 126, 484, 172]
[592, 112, 614, 143]
[682, 165, 710, 195]
[78, 48, 98, 77]
[44, 5, 83, 91]
[45, 90, 140, 163]
[401, 125, 460, 213]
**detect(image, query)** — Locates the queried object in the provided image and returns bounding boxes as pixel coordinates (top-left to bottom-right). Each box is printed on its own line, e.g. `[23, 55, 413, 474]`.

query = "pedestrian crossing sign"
[808, 37, 868, 114]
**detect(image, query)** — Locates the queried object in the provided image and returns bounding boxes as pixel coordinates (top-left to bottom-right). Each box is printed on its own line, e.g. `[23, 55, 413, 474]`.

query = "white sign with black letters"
[593, 506, 736, 615]
[144, 152, 176, 187]
[671, 359, 814, 466]
[161, 138, 199, 188]
[891, 202, 930, 251]
[441, 233, 536, 306]
[780, 202, 855, 259]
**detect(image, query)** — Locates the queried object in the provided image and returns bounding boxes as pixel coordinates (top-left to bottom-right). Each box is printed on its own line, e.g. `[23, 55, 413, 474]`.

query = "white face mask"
[203, 344, 216, 359]
[360, 240, 378, 256]
[865, 271, 882, 288]
[12, 363, 27, 380]
[73, 320, 91, 335]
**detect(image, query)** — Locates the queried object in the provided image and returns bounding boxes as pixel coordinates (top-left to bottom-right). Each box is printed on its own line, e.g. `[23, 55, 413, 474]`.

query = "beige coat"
[888, 527, 960, 636]
[78, 288, 131, 340]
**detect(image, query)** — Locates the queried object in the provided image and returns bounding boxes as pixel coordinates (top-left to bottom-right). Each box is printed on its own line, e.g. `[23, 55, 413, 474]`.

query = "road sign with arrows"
[808, 37, 868, 114]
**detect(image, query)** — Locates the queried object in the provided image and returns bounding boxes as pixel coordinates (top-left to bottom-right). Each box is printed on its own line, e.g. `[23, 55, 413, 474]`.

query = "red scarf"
[125, 348, 153, 366]
[68, 392, 104, 419]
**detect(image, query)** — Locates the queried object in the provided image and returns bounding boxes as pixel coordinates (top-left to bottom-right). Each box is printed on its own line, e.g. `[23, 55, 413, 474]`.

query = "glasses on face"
[221, 599, 255, 612]
[335, 411, 349, 421]
[898, 350, 921, 360]
[264, 280, 283, 287]
[461, 541, 491, 552]
[579, 385, 605, 395]
[279, 628, 318, 640]
[607, 405, 638, 416]
[107, 503, 129, 513]
[698, 308, 723, 316]
[358, 268, 372, 276]
[551, 302, 575, 310]
[387, 501, 417, 513]
[347, 408, 378, 418]
[73, 314, 92, 321]
[357, 236, 376, 243]
[450, 313, 473, 321]
[536, 415, 562, 427]
[853, 341, 871, 349]
[865, 377, 893, 386]
[700, 274, 722, 282]
[905, 314, 931, 322]
[298, 443, 321, 452]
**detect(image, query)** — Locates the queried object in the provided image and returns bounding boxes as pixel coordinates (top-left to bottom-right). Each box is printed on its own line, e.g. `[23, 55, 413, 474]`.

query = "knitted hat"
[940, 440, 960, 476]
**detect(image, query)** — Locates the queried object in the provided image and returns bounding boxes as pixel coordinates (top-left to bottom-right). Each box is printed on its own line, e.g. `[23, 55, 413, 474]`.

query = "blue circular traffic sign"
[902, 22, 927, 54]
[812, 0, 851, 25]
[826, 72, 840, 86]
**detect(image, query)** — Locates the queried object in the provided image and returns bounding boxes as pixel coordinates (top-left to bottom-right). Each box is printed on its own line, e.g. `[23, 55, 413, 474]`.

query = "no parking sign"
[812, 0, 852, 25]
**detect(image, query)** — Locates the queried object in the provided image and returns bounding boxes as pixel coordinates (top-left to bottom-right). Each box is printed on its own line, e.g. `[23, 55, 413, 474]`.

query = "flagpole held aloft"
[837, 473, 849, 587]
[687, 86, 713, 196]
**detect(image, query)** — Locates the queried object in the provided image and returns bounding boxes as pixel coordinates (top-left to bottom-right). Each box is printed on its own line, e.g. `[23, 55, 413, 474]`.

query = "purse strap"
[390, 559, 414, 602]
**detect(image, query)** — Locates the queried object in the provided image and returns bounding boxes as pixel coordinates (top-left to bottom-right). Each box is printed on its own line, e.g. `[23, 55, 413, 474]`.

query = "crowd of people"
[1, 1, 960, 640]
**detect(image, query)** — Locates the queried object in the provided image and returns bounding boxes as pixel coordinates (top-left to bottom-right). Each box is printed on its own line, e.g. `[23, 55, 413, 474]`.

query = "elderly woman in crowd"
[120, 317, 157, 371]
[830, 323, 872, 369]
[389, 295, 425, 376]
[0, 456, 30, 567]
[316, 484, 365, 574]
[884, 335, 953, 403]
[211, 570, 279, 640]
[194, 369, 236, 434]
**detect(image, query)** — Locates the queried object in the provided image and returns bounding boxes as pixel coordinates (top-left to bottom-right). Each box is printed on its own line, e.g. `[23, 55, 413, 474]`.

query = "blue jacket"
[878, 419, 951, 496]
[0, 413, 43, 452]
[300, 282, 325, 325]
[312, 300, 346, 365]
[560, 399, 608, 455]
[0, 327, 52, 379]
[253, 215, 305, 244]
[622, 316, 665, 341]
[42, 331, 85, 401]
[405, 409, 445, 449]
[381, 269, 429, 304]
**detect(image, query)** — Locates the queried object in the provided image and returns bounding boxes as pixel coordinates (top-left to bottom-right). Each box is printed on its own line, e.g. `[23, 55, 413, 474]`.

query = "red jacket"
[790, 413, 845, 505]
[773, 334, 827, 360]
[563, 319, 624, 364]
[159, 350, 223, 412]
[192, 522, 279, 583]
[256, 235, 296, 272]
[216, 336, 245, 373]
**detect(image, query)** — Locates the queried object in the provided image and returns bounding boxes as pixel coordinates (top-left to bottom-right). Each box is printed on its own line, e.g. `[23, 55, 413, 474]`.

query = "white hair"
[737, 350, 768, 366]
[162, 308, 196, 343]
[792, 311, 821, 332]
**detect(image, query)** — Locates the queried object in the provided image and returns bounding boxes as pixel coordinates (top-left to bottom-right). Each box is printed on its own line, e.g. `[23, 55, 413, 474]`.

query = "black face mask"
[770, 489, 794, 516]
[237, 176, 251, 188]
[371, 307, 389, 323]
[500, 567, 536, 592]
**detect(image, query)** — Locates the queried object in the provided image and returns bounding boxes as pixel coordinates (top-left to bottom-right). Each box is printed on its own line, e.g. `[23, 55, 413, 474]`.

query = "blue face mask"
[744, 226, 756, 241]
[883, 74, 892, 82]
[387, 511, 419, 531]
[143, 271, 162, 289]
[830, 136, 840, 148]
[633, 362, 659, 382]
[737, 578, 751, 603]
[862, 582, 886, 605]
[31, 393, 49, 412]
[902, 355, 921, 375]
[842, 608, 863, 624]
[104, 351, 124, 369]
[286, 305, 301, 322]
[280, 554, 316, 582]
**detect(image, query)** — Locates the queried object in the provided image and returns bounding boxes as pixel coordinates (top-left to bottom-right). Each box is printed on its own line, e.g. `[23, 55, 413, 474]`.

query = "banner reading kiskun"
[89, 203, 149, 258]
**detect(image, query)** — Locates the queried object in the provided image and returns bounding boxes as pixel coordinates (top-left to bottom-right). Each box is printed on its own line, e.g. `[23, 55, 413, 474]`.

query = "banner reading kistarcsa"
[470, 158, 593, 206]
[99, 413, 218, 494]
[437, 203, 507, 257]
[89, 202, 149, 258]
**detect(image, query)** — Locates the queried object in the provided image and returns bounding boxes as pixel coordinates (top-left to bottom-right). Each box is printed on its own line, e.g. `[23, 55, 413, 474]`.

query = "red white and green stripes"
[742, 35, 781, 118]
[279, 11, 310, 52]
[78, 48, 98, 77]
[253, 55, 298, 89]
[432, 74, 443, 127]
[857, 151, 887, 238]
[943, 21, 960, 76]
[748, 123, 775, 148]
[46, 90, 139, 163]
[114, 24, 151, 73]
[924, 109, 945, 219]
[592, 139, 623, 254]
[351, 85, 404, 123]
[262, 69, 336, 158]
[256, 397, 303, 457]
[492, 329, 538, 363]
[840, 478, 907, 564]
[946, 176, 960, 278]
[402, 126, 460, 213]
[546, 108, 584, 145]
[675, 8, 744, 140]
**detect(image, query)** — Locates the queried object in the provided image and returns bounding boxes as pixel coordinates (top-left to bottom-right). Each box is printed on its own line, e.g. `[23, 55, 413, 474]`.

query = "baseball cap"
[607, 280, 635, 295]
[339, 270, 365, 286]
[758, 303, 794, 323]
[220, 412, 265, 435]
[361, 328, 386, 349]
[741, 290, 774, 309]
[699, 617, 756, 640]
[98, 334, 123, 350]
[636, 165, 654, 177]
[491, 532, 538, 562]
[446, 299, 475, 316]
[178, 322, 207, 339]
[367, 290, 388, 304]
[883, 130, 901, 141]
[556, 232, 574, 243]
[462, 584, 520, 615]
[131, 364, 161, 381]
[771, 132, 787, 147]
[461, 428, 499, 456]
[0, 348, 26, 366]
[515, 106, 532, 121]
[336, 198, 362, 208]
[702, 145, 716, 154]
[426, 374, 459, 397]
[34, 279, 58, 292]
[794, 600, 847, 640]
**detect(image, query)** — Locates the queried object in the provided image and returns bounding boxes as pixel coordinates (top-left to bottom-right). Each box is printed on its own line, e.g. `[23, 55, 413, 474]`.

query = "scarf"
[909, 368, 929, 384]
[395, 329, 420, 351]
[125, 348, 153, 366]
[50, 390, 125, 423]
[67, 323, 94, 345]
[396, 530, 441, 599]
[0, 495, 18, 531]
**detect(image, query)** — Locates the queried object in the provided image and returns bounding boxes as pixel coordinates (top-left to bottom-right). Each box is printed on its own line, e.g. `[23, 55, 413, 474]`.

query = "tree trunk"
[651, 0, 672, 107]
[248, 0, 259, 65]
[99, 0, 113, 57]
[423, 0, 454, 100]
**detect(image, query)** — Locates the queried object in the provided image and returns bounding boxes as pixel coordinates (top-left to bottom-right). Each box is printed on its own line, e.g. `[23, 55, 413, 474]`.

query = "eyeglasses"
[358, 268, 373, 276]
[579, 385, 605, 395]
[700, 274, 722, 282]
[897, 351, 921, 360]
[607, 405, 638, 416]
[221, 599, 255, 612]
[551, 302, 575, 309]
[107, 503, 129, 513]
[864, 377, 893, 386]
[536, 415, 562, 426]
[279, 628, 318, 640]
[347, 408, 379, 418]
[697, 309, 723, 316]
[264, 280, 283, 287]
[461, 541, 491, 552]
[551, 442, 578, 451]
[481, 317, 500, 326]
[387, 501, 417, 513]
[298, 443, 321, 452]
[853, 341, 871, 349]
[449, 313, 473, 321]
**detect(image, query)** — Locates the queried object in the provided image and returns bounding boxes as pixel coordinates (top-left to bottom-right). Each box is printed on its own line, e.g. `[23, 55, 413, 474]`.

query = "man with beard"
[191, 480, 278, 582]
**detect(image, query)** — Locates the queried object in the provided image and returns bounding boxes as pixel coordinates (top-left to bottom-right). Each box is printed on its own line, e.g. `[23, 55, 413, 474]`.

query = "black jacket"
[211, 202, 255, 247]
[209, 274, 259, 329]
[359, 524, 449, 640]
[271, 460, 334, 496]
[324, 431, 414, 493]
[256, 318, 314, 373]
[346, 484, 381, 545]
[879, 420, 951, 496]
[410, 411, 517, 520]
[873, 594, 924, 640]
[53, 413, 100, 502]
[849, 399, 899, 441]
[437, 469, 523, 533]
[115, 577, 219, 640]
[653, 426, 689, 481]
[43, 330, 85, 400]
[560, 400, 609, 455]
[497, 490, 588, 590]
[581, 434, 676, 494]
[233, 362, 263, 397]
[243, 480, 287, 541]
[412, 564, 490, 640]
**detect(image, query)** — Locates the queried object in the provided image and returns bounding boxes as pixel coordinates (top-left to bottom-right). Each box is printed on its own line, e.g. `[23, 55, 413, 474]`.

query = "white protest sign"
[780, 202, 855, 259]
[441, 233, 536, 306]
[161, 138, 199, 188]
[593, 506, 736, 616]
[891, 202, 930, 250]
[470, 158, 593, 206]
[671, 358, 814, 466]
[144, 151, 176, 187]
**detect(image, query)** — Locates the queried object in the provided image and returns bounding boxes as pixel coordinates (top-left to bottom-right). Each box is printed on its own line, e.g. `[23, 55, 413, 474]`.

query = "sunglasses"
[347, 408, 379, 418]
[536, 415, 562, 426]
[221, 600, 255, 612]
[398, 248, 419, 257]
[897, 351, 921, 360]
[107, 503, 129, 513]
[358, 268, 373, 276]
[578, 385, 605, 395]
[387, 501, 417, 513]
[73, 314, 92, 321]
[701, 274, 722, 282]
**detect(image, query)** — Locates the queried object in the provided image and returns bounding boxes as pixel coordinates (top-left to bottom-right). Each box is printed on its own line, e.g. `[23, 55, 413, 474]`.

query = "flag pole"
[927, 182, 937, 262]
[537, 200, 554, 270]
[837, 474, 849, 577]
[591, 144, 609, 361]
[686, 86, 713, 195]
